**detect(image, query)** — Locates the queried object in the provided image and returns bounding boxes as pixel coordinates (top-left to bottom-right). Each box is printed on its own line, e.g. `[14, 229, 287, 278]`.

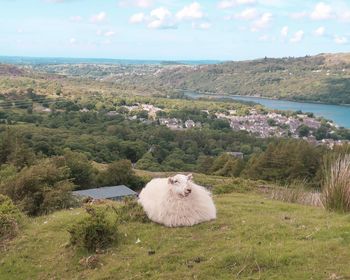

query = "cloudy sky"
[1, 0, 350, 60]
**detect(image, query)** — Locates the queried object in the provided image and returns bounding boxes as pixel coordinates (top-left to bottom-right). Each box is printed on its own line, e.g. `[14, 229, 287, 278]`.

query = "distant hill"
[0, 64, 25, 76]
[147, 53, 350, 105]
[2, 53, 350, 105]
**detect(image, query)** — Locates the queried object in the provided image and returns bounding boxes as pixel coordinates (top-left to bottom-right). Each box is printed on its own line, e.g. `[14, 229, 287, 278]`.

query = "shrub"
[40, 181, 80, 214]
[322, 155, 350, 212]
[1, 157, 77, 216]
[97, 159, 145, 191]
[0, 194, 23, 242]
[115, 197, 149, 223]
[68, 205, 118, 252]
[213, 178, 256, 194]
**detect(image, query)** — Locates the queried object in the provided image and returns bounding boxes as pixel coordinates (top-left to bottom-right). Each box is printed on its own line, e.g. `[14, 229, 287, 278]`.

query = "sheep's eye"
[174, 180, 178, 183]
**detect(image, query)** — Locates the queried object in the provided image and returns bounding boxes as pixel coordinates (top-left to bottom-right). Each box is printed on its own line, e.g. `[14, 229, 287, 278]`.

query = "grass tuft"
[271, 180, 322, 207]
[114, 197, 150, 223]
[322, 155, 350, 212]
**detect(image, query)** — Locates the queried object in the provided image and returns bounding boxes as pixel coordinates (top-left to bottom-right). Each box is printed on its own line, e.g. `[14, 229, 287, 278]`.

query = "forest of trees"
[0, 70, 350, 218]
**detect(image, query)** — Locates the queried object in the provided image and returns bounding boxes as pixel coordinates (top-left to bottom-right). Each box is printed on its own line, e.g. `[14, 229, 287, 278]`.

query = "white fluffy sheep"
[138, 174, 216, 227]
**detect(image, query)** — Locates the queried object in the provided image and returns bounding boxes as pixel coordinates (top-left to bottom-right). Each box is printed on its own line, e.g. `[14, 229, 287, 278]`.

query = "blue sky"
[1, 0, 350, 60]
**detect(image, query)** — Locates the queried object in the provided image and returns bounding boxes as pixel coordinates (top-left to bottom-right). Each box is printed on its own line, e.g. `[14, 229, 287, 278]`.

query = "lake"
[185, 92, 350, 128]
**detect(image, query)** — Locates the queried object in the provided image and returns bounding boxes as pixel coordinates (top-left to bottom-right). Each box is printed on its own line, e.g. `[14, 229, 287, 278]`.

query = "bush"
[1, 157, 77, 216]
[98, 159, 145, 191]
[322, 155, 350, 212]
[40, 181, 80, 214]
[213, 178, 256, 194]
[68, 205, 118, 252]
[115, 197, 149, 223]
[0, 194, 23, 242]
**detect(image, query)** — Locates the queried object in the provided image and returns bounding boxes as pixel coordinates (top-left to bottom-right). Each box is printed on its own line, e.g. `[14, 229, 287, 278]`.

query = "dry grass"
[322, 155, 350, 212]
[271, 181, 322, 207]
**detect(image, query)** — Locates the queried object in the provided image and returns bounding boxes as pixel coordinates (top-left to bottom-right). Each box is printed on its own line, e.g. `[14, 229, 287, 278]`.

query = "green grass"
[1, 193, 350, 279]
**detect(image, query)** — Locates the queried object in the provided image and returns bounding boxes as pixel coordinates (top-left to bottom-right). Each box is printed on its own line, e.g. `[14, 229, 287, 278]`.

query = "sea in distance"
[0, 56, 221, 65]
[185, 92, 350, 129]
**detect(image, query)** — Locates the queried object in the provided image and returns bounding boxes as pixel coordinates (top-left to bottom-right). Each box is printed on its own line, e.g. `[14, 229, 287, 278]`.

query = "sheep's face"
[168, 174, 193, 197]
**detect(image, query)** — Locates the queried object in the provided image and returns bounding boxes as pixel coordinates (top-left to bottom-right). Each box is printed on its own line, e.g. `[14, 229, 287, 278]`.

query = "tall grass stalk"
[271, 180, 322, 207]
[322, 155, 350, 212]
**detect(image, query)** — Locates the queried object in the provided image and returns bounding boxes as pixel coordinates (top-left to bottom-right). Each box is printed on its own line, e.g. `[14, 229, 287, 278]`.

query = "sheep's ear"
[187, 173, 193, 180]
[168, 177, 174, 185]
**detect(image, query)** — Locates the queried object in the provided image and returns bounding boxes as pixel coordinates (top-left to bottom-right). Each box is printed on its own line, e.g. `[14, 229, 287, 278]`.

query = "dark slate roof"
[72, 185, 137, 199]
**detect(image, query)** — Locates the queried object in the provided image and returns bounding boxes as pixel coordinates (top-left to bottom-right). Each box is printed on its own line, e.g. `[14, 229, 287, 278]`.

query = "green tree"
[63, 149, 96, 189]
[135, 153, 161, 171]
[298, 125, 310, 137]
[98, 160, 143, 190]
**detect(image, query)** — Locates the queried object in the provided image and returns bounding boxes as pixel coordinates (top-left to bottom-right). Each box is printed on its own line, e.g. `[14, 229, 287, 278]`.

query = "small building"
[72, 185, 137, 201]
[226, 152, 244, 159]
[106, 111, 118, 117]
[185, 120, 195, 128]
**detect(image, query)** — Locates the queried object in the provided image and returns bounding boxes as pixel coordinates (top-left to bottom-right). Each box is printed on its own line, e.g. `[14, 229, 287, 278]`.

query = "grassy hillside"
[1, 191, 350, 279]
[150, 53, 350, 105]
[2, 52, 350, 105]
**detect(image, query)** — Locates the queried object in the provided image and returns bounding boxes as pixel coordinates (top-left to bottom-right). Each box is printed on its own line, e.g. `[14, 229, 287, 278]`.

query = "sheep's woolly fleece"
[138, 174, 216, 227]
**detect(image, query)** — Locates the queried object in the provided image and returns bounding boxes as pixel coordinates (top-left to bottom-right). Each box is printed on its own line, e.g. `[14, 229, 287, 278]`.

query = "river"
[185, 92, 350, 128]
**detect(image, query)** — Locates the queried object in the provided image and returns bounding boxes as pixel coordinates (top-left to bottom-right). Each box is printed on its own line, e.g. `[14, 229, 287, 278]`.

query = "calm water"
[185, 92, 350, 128]
[0, 56, 221, 65]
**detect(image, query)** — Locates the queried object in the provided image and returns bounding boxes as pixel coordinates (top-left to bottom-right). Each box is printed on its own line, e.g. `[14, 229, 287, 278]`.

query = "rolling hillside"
[148, 53, 350, 105]
[2, 52, 350, 105]
[1, 188, 350, 279]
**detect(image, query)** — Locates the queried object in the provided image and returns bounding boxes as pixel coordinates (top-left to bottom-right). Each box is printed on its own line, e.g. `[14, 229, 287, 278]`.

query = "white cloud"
[280, 26, 288, 37]
[314, 26, 325, 36]
[69, 38, 77, 44]
[90, 12, 107, 23]
[218, 0, 256, 9]
[339, 10, 350, 22]
[258, 34, 269, 41]
[118, 0, 154, 8]
[310, 2, 332, 20]
[101, 39, 112, 45]
[129, 7, 176, 29]
[334, 35, 348, 44]
[234, 8, 258, 20]
[237, 0, 256, 3]
[151, 7, 171, 20]
[70, 15, 82, 22]
[129, 3, 208, 30]
[251, 12, 272, 31]
[104, 31, 116, 37]
[176, 2, 203, 21]
[290, 30, 304, 43]
[148, 7, 175, 29]
[129, 12, 146, 24]
[289, 11, 308, 19]
[192, 22, 212, 30]
[45, 0, 66, 3]
[258, 0, 283, 6]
